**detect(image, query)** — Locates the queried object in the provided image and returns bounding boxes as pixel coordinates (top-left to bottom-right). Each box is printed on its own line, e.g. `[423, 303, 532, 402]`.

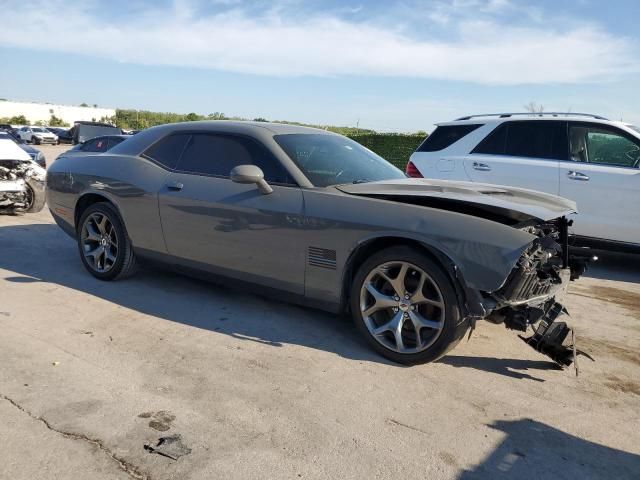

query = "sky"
[1, 0, 639, 132]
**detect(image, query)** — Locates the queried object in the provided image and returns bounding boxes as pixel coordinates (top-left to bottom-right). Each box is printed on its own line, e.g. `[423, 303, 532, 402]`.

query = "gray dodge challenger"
[47, 121, 589, 366]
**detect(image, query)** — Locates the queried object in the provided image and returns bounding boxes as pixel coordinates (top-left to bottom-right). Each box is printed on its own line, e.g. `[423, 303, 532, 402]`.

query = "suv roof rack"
[455, 112, 609, 121]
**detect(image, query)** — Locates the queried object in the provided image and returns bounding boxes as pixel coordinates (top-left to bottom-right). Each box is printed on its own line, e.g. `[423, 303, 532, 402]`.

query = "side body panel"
[300, 188, 536, 306]
[158, 173, 306, 294]
[559, 162, 640, 243]
[463, 154, 559, 195]
[46, 154, 170, 253]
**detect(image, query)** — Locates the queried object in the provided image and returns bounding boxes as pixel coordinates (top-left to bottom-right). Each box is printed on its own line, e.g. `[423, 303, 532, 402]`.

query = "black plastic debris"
[519, 302, 594, 375]
[144, 434, 191, 460]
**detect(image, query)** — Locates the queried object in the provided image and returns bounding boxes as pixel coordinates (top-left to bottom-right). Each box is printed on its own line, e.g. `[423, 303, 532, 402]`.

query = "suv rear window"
[416, 124, 483, 152]
[473, 121, 568, 160]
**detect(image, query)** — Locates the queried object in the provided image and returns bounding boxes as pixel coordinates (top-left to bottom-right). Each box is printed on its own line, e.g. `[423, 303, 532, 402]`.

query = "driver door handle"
[166, 181, 184, 191]
[567, 171, 589, 181]
[473, 162, 491, 171]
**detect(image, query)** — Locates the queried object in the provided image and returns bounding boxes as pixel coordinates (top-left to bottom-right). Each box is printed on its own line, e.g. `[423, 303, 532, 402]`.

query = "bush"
[0, 115, 29, 125]
[347, 133, 426, 169]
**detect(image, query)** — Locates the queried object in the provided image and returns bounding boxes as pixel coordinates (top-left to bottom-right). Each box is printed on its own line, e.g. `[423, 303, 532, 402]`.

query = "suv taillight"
[405, 160, 423, 178]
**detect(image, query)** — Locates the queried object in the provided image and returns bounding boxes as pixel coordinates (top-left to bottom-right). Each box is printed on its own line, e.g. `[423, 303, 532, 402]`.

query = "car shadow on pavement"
[0, 223, 397, 366]
[583, 250, 640, 284]
[439, 356, 561, 382]
[457, 418, 640, 479]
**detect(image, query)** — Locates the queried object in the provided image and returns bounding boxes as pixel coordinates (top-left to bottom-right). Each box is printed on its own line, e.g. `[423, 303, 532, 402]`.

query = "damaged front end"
[0, 160, 45, 213]
[486, 217, 594, 369]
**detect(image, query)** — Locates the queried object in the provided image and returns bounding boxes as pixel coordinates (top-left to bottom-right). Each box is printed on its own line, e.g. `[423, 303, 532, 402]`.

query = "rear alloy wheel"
[77, 203, 137, 280]
[351, 246, 468, 364]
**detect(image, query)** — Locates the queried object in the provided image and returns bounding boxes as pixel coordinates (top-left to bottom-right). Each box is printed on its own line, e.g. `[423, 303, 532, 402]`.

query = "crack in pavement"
[1, 393, 151, 480]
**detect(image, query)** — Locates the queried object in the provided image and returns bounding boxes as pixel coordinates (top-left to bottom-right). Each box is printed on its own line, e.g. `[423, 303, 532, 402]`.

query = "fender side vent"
[308, 247, 337, 270]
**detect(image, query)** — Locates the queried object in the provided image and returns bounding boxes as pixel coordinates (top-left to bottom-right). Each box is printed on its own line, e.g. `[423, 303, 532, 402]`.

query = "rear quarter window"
[142, 134, 191, 170]
[416, 124, 483, 152]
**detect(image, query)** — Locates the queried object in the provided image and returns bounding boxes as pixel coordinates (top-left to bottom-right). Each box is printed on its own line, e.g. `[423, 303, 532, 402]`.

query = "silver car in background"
[46, 121, 589, 366]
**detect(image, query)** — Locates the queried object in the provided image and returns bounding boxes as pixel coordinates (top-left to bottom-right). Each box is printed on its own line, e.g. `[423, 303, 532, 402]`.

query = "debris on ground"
[144, 435, 191, 460]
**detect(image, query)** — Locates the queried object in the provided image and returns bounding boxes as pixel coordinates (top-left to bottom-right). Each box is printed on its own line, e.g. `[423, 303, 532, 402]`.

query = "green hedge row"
[347, 134, 426, 169]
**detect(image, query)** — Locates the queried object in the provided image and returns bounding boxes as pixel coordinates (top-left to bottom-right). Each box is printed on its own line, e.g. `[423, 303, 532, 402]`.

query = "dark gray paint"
[46, 121, 575, 312]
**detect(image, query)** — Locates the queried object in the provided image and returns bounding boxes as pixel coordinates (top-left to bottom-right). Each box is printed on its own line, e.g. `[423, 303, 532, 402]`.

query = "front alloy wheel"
[351, 246, 468, 364]
[360, 261, 445, 354]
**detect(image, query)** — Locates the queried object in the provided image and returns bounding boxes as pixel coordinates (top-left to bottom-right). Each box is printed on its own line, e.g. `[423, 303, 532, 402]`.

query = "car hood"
[335, 178, 577, 223]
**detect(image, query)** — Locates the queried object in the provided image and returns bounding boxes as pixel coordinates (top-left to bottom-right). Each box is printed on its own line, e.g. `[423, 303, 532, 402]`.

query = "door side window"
[569, 124, 640, 168]
[142, 133, 191, 170]
[473, 121, 568, 160]
[176, 133, 294, 184]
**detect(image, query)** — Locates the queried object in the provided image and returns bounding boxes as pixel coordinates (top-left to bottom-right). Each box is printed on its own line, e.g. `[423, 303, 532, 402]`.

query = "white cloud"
[1, 0, 637, 85]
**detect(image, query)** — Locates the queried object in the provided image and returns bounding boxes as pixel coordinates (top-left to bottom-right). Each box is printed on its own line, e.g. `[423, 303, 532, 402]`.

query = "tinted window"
[80, 138, 102, 152]
[143, 134, 190, 169]
[473, 123, 507, 155]
[107, 137, 126, 149]
[177, 133, 292, 184]
[570, 124, 640, 168]
[473, 121, 567, 160]
[274, 133, 405, 187]
[416, 124, 483, 152]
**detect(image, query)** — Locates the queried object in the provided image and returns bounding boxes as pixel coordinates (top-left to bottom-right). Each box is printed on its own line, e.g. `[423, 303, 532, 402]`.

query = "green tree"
[6, 114, 29, 125]
[79, 103, 89, 107]
[49, 115, 68, 127]
[207, 112, 227, 120]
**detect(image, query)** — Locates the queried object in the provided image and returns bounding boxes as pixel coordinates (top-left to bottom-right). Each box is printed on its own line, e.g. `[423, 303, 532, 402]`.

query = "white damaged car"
[0, 138, 46, 213]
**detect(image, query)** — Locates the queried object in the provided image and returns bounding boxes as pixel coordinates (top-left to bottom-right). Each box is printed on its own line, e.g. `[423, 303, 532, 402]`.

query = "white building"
[0, 100, 116, 126]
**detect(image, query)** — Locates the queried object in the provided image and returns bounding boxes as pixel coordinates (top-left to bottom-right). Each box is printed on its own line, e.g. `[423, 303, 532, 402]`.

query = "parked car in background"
[0, 123, 18, 136]
[47, 121, 587, 367]
[407, 113, 640, 253]
[17, 126, 59, 145]
[47, 127, 73, 144]
[58, 135, 129, 158]
[68, 121, 121, 144]
[0, 130, 46, 168]
[0, 137, 46, 213]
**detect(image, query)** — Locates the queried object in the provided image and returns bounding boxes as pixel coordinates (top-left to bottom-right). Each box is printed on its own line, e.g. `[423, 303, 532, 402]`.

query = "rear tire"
[77, 202, 138, 280]
[350, 246, 468, 364]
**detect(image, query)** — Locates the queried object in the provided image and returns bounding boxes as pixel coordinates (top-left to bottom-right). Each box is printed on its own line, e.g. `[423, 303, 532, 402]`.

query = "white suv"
[17, 126, 58, 145]
[407, 113, 640, 252]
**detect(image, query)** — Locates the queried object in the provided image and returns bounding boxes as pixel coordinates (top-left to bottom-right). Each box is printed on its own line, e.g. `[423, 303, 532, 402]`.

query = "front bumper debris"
[486, 217, 596, 372]
[519, 302, 594, 373]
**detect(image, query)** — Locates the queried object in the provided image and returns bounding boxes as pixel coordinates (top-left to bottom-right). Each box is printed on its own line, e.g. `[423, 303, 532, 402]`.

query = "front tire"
[350, 246, 468, 364]
[77, 202, 138, 280]
[23, 181, 45, 213]
[32, 137, 40, 145]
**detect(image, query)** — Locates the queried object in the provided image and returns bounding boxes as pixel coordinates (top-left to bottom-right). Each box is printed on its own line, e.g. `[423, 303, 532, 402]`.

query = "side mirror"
[230, 165, 273, 195]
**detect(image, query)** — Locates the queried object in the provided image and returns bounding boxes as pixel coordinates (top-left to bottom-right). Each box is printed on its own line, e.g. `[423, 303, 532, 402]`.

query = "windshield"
[32, 127, 47, 133]
[274, 133, 405, 187]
